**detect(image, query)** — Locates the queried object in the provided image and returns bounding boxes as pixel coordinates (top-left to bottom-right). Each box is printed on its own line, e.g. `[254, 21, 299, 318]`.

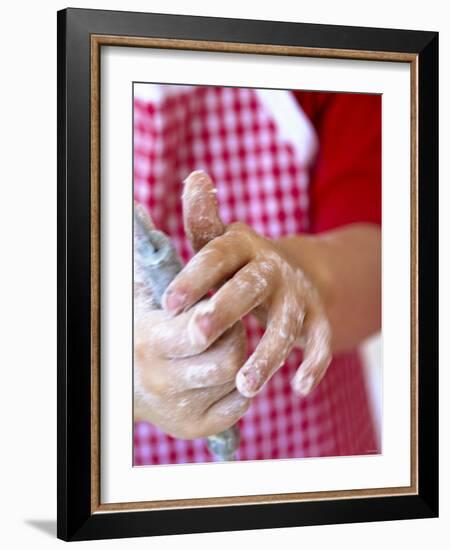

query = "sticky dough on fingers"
[182, 170, 225, 252]
[235, 289, 303, 397]
[186, 258, 277, 350]
[168, 322, 247, 391]
[139, 300, 247, 361]
[235, 253, 331, 398]
[162, 225, 256, 316]
[290, 305, 332, 396]
[198, 389, 250, 438]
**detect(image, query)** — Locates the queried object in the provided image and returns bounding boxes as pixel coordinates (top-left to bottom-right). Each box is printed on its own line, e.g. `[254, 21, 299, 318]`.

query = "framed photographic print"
[57, 7, 438, 541]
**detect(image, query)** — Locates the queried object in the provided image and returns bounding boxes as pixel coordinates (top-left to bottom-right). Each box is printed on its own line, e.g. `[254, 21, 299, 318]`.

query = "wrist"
[274, 234, 335, 312]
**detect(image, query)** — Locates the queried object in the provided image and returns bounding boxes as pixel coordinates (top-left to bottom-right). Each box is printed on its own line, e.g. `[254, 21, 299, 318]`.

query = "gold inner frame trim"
[90, 34, 419, 514]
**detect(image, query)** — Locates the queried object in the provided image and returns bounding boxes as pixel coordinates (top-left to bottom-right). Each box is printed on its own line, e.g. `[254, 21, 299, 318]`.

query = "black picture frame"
[57, 7, 438, 541]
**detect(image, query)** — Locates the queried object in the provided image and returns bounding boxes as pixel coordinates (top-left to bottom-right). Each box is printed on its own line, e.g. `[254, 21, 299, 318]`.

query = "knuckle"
[206, 362, 229, 386]
[227, 221, 249, 234]
[143, 369, 172, 398]
[182, 360, 222, 388]
[227, 222, 261, 246]
[222, 352, 245, 382]
[196, 241, 227, 268]
[257, 257, 279, 278]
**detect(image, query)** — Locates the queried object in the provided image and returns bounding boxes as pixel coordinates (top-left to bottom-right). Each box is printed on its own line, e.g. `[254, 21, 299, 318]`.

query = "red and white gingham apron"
[133, 85, 379, 464]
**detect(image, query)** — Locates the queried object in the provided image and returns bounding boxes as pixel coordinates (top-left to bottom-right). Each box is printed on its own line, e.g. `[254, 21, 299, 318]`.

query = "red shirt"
[294, 91, 381, 232]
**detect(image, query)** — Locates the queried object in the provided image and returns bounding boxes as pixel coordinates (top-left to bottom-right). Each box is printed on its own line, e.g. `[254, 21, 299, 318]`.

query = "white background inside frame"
[100, 45, 411, 504]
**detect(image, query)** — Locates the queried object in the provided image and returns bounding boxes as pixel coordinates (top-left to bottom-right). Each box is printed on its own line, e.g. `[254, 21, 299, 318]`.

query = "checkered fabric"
[133, 85, 379, 464]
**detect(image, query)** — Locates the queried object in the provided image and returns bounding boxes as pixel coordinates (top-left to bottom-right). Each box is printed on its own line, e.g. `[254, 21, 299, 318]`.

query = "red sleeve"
[293, 91, 381, 234]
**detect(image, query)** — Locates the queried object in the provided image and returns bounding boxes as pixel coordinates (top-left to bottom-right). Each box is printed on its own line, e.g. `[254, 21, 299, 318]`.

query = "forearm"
[276, 223, 381, 352]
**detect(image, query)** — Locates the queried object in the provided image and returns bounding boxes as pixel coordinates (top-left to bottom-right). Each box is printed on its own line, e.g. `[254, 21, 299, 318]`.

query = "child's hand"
[134, 180, 250, 437]
[162, 171, 332, 399]
[134, 301, 249, 439]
